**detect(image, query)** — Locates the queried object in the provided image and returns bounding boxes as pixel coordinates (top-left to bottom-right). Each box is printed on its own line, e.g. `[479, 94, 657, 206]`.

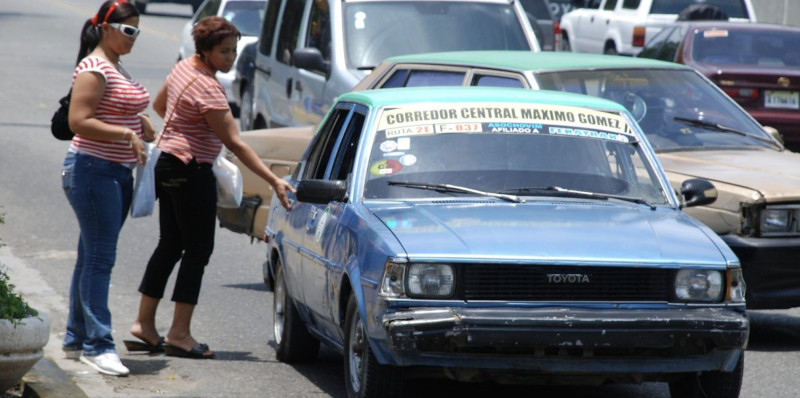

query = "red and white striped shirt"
[69, 56, 150, 165]
[157, 58, 229, 165]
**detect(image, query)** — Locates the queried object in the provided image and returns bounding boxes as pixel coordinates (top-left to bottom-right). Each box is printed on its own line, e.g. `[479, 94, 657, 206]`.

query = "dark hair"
[193, 16, 241, 56]
[75, 0, 139, 66]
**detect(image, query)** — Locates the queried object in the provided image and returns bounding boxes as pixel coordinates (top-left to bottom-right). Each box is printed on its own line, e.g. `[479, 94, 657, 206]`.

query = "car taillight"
[722, 88, 759, 99]
[632, 26, 646, 47]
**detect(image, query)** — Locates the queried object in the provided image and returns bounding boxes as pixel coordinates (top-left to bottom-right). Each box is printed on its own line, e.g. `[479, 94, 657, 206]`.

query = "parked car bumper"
[380, 306, 748, 374]
[723, 234, 800, 309]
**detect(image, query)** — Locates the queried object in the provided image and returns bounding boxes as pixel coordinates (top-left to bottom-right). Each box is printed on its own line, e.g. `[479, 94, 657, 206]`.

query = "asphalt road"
[3, 0, 800, 397]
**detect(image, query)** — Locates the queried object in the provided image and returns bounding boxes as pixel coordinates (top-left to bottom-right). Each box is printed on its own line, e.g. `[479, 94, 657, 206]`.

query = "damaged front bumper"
[381, 306, 748, 375]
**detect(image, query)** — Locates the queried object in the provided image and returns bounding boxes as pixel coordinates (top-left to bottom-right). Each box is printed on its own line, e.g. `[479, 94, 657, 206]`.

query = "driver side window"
[303, 107, 350, 180]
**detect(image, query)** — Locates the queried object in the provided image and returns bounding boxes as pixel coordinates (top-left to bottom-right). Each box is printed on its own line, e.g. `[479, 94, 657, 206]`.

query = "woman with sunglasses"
[126, 16, 294, 360]
[61, 0, 155, 376]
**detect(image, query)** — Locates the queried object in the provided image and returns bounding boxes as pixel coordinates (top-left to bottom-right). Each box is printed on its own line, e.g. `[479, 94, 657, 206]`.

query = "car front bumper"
[723, 234, 800, 309]
[380, 306, 748, 375]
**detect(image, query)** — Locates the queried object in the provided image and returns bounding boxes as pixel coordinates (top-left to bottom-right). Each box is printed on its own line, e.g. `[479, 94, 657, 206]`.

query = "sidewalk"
[21, 357, 89, 398]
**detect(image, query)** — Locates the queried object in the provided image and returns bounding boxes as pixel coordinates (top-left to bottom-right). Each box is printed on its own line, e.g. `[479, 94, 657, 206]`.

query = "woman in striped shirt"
[127, 16, 294, 360]
[61, 0, 155, 377]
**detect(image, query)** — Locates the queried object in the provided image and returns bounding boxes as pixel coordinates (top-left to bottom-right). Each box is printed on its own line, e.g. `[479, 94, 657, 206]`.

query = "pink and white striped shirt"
[69, 56, 150, 165]
[157, 58, 229, 165]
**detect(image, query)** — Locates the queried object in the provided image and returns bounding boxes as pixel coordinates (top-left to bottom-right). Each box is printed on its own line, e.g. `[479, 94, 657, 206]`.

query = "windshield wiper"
[501, 186, 656, 210]
[673, 116, 781, 149]
[387, 181, 525, 203]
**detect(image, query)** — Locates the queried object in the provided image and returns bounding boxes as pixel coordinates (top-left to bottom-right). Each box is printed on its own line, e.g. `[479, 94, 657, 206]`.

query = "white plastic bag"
[131, 144, 161, 218]
[213, 149, 243, 208]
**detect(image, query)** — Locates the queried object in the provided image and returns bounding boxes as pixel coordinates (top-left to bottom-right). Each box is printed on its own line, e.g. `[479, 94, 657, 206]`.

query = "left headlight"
[379, 260, 455, 299]
[674, 269, 724, 302]
[760, 207, 798, 235]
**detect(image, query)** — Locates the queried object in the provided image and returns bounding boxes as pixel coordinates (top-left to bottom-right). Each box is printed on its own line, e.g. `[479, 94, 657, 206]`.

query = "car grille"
[462, 264, 671, 302]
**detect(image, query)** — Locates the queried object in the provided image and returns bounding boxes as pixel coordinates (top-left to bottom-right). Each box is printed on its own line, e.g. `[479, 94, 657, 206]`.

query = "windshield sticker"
[397, 137, 411, 150]
[399, 154, 417, 166]
[370, 159, 403, 176]
[383, 151, 405, 157]
[378, 103, 634, 138]
[354, 12, 366, 29]
[380, 140, 398, 152]
[703, 30, 729, 38]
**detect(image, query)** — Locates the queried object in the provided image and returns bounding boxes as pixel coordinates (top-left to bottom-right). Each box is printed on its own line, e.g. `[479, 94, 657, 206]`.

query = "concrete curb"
[22, 358, 89, 398]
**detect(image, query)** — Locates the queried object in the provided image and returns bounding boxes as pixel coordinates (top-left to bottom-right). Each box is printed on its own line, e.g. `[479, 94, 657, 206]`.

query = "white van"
[241, 0, 541, 130]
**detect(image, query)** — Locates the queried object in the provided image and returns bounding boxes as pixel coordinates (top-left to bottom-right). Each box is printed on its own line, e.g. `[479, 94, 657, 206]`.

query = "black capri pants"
[138, 152, 216, 305]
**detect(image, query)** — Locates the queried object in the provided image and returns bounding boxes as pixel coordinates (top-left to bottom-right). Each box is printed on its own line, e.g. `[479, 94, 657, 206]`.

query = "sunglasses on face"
[109, 23, 140, 38]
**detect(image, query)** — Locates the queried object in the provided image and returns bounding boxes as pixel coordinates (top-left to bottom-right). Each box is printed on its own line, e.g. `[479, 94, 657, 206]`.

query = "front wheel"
[343, 295, 402, 398]
[272, 261, 319, 363]
[668, 352, 744, 398]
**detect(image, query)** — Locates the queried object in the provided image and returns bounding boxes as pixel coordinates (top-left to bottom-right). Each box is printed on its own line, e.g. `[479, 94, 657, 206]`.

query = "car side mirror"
[293, 48, 331, 77]
[680, 178, 717, 208]
[296, 179, 347, 204]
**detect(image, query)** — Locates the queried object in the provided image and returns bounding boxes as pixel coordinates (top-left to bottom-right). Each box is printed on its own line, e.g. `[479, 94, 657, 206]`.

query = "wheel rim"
[348, 310, 366, 393]
[273, 270, 285, 345]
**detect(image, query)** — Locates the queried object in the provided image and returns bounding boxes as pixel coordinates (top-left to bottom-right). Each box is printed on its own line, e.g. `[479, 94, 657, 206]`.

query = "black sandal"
[163, 342, 215, 359]
[123, 336, 165, 353]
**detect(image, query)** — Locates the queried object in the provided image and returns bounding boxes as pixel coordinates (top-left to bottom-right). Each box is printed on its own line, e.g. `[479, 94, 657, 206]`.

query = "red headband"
[91, 0, 127, 27]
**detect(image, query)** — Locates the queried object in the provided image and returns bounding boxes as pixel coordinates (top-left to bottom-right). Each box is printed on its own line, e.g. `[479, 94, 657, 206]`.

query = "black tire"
[604, 43, 618, 55]
[240, 84, 254, 131]
[561, 32, 571, 52]
[272, 261, 319, 363]
[343, 295, 402, 398]
[668, 352, 744, 398]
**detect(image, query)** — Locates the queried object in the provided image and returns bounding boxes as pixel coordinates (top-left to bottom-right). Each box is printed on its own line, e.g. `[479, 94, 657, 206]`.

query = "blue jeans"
[61, 152, 133, 356]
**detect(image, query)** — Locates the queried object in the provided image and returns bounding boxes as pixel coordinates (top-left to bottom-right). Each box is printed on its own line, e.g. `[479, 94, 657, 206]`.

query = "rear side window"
[638, 25, 682, 61]
[473, 75, 525, 88]
[603, 0, 618, 11]
[622, 0, 640, 10]
[381, 70, 466, 88]
[276, 0, 305, 65]
[259, 0, 281, 56]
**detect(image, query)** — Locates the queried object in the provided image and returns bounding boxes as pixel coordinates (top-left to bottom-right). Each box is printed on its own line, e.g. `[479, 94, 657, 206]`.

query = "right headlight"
[674, 269, 724, 302]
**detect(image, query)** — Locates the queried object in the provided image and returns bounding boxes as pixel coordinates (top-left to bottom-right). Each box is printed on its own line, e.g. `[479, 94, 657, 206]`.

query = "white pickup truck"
[559, 0, 756, 56]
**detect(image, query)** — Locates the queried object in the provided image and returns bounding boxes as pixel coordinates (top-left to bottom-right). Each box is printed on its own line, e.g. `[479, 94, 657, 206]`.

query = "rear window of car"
[343, 2, 532, 69]
[650, 0, 750, 18]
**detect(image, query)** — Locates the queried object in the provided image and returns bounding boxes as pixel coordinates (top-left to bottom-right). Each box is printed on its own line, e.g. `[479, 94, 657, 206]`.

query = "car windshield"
[692, 28, 800, 67]
[362, 102, 669, 206]
[344, 2, 531, 69]
[534, 68, 775, 151]
[650, 0, 750, 17]
[223, 1, 265, 36]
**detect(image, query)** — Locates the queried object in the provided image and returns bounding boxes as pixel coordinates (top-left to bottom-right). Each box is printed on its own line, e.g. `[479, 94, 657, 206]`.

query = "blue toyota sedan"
[263, 86, 748, 398]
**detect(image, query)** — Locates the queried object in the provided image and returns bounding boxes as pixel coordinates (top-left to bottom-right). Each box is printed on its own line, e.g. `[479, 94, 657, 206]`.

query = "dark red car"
[639, 21, 800, 151]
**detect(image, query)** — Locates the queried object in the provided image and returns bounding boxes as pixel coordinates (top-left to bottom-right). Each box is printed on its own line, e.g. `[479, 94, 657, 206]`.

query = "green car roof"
[384, 51, 689, 72]
[337, 86, 628, 111]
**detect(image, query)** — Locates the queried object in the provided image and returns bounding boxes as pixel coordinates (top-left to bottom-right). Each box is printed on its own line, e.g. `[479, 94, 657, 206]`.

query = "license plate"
[765, 90, 799, 109]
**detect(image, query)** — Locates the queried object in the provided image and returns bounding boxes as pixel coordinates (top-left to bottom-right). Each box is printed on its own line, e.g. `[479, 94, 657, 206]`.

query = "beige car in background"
[221, 51, 800, 310]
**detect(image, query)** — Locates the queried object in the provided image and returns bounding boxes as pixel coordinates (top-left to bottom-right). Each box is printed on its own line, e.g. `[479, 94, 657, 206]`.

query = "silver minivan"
[242, 0, 541, 130]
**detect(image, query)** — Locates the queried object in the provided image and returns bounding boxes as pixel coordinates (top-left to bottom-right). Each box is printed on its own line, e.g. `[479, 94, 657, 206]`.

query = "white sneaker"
[79, 352, 130, 376]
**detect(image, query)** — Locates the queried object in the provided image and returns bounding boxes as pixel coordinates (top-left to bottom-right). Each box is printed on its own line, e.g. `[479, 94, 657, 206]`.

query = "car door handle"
[286, 78, 292, 98]
[256, 65, 271, 79]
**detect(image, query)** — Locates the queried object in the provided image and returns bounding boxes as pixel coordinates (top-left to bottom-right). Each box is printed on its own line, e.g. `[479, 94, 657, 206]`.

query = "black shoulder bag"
[50, 89, 75, 140]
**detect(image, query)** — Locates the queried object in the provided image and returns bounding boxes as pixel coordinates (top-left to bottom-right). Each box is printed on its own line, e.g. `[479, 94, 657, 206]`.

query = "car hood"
[657, 148, 800, 202]
[369, 201, 728, 265]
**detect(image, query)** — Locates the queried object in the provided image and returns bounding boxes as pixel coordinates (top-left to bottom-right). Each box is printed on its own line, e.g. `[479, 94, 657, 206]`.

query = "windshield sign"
[364, 103, 668, 206]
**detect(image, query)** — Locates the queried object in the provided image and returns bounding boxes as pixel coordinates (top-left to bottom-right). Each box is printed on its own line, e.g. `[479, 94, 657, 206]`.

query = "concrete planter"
[0, 311, 50, 392]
